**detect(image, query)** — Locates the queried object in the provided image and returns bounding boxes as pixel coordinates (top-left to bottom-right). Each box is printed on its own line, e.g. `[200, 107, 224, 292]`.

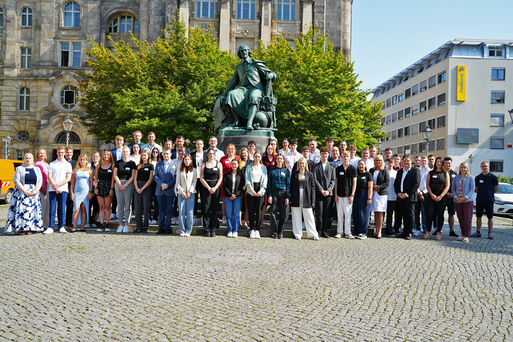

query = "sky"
[352, 0, 513, 92]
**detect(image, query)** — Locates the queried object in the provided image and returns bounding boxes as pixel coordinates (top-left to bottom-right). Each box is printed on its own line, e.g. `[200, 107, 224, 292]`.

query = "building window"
[428, 75, 436, 88]
[397, 146, 404, 155]
[490, 113, 505, 127]
[489, 160, 504, 173]
[386, 98, 391, 108]
[61, 42, 81, 67]
[437, 93, 446, 106]
[16, 131, 30, 142]
[64, 2, 80, 27]
[20, 47, 31, 69]
[412, 84, 419, 96]
[391, 112, 397, 122]
[236, 0, 256, 20]
[404, 126, 410, 136]
[488, 45, 504, 57]
[405, 88, 411, 99]
[18, 88, 30, 111]
[419, 121, 426, 133]
[411, 143, 418, 154]
[21, 7, 33, 27]
[491, 91, 505, 104]
[437, 71, 446, 84]
[391, 130, 397, 140]
[108, 15, 139, 34]
[428, 118, 435, 130]
[392, 95, 397, 105]
[404, 107, 411, 118]
[397, 128, 403, 138]
[0, 8, 4, 34]
[420, 80, 427, 92]
[411, 124, 418, 135]
[277, 0, 296, 21]
[436, 138, 445, 151]
[196, 1, 215, 18]
[55, 131, 81, 144]
[428, 140, 435, 152]
[398, 94, 404, 102]
[428, 97, 436, 109]
[398, 110, 404, 120]
[419, 101, 426, 112]
[16, 150, 28, 161]
[437, 115, 446, 128]
[490, 137, 504, 149]
[60, 85, 78, 109]
[491, 68, 505, 81]
[385, 115, 391, 124]
[419, 142, 426, 153]
[412, 105, 419, 116]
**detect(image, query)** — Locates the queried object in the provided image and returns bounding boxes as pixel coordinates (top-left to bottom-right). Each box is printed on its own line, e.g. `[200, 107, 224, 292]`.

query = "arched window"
[108, 15, 139, 34]
[64, 2, 81, 28]
[21, 7, 33, 27]
[277, 0, 295, 21]
[60, 85, 78, 109]
[236, 0, 255, 20]
[18, 88, 30, 111]
[0, 8, 4, 34]
[55, 131, 81, 144]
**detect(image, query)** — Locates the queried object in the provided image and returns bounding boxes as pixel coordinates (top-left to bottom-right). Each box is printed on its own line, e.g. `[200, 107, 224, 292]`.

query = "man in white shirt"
[355, 148, 374, 170]
[348, 145, 360, 166]
[203, 136, 225, 162]
[284, 139, 301, 173]
[143, 132, 162, 153]
[308, 139, 321, 164]
[414, 156, 431, 236]
[45, 146, 73, 234]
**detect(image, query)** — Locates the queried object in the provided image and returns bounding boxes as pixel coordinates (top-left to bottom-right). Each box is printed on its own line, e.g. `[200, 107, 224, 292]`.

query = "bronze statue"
[214, 45, 277, 131]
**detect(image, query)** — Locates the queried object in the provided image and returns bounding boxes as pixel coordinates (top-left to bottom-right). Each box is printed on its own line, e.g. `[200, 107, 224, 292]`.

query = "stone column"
[341, 0, 352, 60]
[260, 0, 271, 46]
[139, 0, 150, 41]
[302, 0, 313, 33]
[218, 0, 231, 51]
[178, 0, 190, 36]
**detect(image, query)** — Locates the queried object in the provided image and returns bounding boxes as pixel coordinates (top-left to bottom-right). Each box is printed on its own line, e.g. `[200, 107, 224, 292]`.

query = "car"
[494, 182, 513, 216]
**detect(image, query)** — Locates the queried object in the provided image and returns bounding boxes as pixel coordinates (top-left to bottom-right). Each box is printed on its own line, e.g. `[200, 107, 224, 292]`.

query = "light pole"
[508, 109, 513, 125]
[2, 135, 11, 159]
[62, 117, 74, 147]
[422, 125, 432, 154]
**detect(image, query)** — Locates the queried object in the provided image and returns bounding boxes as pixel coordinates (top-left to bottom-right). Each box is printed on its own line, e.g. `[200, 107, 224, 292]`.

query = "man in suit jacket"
[154, 149, 177, 234]
[109, 135, 125, 220]
[394, 155, 421, 240]
[313, 147, 336, 238]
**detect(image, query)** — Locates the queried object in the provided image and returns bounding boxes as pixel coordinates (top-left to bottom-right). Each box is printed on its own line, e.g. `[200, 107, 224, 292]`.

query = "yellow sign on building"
[456, 65, 466, 101]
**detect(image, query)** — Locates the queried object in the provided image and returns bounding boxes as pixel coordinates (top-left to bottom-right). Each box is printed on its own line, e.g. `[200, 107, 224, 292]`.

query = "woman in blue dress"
[4, 153, 44, 235]
[70, 154, 93, 232]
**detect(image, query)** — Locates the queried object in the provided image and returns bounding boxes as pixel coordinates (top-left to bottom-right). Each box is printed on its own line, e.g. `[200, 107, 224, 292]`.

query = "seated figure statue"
[214, 45, 277, 131]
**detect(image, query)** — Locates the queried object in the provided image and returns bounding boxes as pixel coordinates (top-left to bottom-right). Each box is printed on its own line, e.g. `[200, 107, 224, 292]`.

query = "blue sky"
[352, 0, 513, 91]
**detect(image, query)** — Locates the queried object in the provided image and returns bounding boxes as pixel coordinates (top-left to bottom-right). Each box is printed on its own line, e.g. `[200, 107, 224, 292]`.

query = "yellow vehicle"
[0, 159, 23, 204]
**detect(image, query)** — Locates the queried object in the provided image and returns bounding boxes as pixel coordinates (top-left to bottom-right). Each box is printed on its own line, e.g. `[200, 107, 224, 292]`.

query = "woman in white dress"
[369, 155, 389, 239]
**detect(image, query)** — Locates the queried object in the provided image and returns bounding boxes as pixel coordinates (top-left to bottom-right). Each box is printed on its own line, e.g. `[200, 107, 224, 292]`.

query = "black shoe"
[471, 231, 481, 238]
[322, 231, 330, 238]
[271, 233, 278, 239]
[278, 234, 283, 239]
[142, 228, 148, 234]
[157, 227, 165, 234]
[211, 231, 216, 237]
[449, 230, 459, 237]
[135, 228, 142, 233]
[403, 233, 412, 240]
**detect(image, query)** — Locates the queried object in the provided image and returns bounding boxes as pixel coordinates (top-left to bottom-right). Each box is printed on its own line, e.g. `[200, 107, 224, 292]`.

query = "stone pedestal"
[217, 128, 274, 154]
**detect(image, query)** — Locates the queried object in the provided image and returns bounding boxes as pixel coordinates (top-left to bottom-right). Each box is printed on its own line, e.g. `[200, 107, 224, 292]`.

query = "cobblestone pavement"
[1, 204, 513, 341]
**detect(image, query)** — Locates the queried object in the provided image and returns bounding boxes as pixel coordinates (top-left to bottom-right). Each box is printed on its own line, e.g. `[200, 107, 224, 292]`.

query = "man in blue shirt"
[472, 161, 499, 239]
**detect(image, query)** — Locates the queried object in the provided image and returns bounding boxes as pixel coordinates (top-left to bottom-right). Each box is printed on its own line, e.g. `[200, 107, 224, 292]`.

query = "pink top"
[34, 160, 49, 192]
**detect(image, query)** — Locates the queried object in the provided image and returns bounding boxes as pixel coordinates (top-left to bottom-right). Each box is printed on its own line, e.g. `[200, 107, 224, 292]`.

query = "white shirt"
[309, 150, 321, 164]
[195, 153, 204, 178]
[285, 151, 302, 173]
[400, 167, 410, 193]
[387, 168, 397, 201]
[48, 159, 73, 192]
[418, 166, 431, 193]
[143, 143, 162, 153]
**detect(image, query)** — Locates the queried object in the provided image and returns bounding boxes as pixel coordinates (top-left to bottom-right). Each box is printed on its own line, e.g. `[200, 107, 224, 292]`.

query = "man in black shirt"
[444, 157, 458, 237]
[334, 151, 357, 238]
[473, 161, 499, 239]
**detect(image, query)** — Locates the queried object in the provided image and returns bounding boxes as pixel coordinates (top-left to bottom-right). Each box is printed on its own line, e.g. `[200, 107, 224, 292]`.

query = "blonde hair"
[296, 157, 309, 172]
[458, 162, 470, 177]
[77, 154, 90, 171]
[373, 155, 385, 170]
[36, 149, 47, 161]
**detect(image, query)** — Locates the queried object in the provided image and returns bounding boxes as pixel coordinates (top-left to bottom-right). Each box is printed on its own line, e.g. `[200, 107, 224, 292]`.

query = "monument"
[214, 45, 277, 152]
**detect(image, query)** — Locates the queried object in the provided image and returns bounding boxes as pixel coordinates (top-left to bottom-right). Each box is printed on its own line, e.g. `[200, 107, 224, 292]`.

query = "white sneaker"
[59, 227, 67, 233]
[250, 230, 255, 239]
[255, 230, 261, 239]
[185, 233, 191, 237]
[117, 225, 123, 233]
[150, 220, 157, 225]
[104, 227, 111, 232]
[43, 228, 54, 234]
[123, 225, 129, 233]
[227, 232, 233, 238]
[335, 234, 342, 239]
[295, 235, 301, 240]
[180, 232, 185, 237]
[232, 232, 238, 238]
[345, 234, 355, 239]
[360, 234, 367, 240]
[313, 235, 320, 241]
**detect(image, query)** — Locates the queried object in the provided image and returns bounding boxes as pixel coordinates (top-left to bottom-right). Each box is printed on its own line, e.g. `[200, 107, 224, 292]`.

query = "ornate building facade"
[0, 0, 352, 159]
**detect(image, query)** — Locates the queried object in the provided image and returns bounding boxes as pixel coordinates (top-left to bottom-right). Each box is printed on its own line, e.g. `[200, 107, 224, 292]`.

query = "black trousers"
[194, 179, 203, 216]
[270, 189, 287, 235]
[315, 195, 333, 234]
[150, 180, 159, 221]
[65, 183, 73, 226]
[385, 200, 396, 233]
[134, 181, 152, 229]
[424, 196, 447, 234]
[397, 198, 415, 235]
[201, 183, 220, 233]
[247, 183, 264, 231]
[89, 194, 99, 225]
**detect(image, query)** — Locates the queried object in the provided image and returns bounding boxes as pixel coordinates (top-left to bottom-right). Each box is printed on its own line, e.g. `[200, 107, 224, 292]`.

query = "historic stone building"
[0, 0, 352, 159]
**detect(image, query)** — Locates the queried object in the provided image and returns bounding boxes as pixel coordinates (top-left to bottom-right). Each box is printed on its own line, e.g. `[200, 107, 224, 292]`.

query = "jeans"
[353, 191, 371, 235]
[225, 196, 241, 233]
[157, 193, 175, 230]
[48, 191, 68, 229]
[115, 180, 134, 224]
[178, 194, 195, 234]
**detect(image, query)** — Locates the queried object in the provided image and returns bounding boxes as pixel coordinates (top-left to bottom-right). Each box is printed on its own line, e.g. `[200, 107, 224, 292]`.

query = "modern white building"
[373, 39, 513, 177]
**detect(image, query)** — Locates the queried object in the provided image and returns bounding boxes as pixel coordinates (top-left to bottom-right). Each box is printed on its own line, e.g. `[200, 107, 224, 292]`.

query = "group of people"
[4, 131, 500, 242]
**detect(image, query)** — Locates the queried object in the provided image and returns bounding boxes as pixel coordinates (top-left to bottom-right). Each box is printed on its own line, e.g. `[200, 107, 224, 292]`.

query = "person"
[163, 139, 173, 153]
[349, 146, 360, 166]
[224, 159, 245, 238]
[279, 138, 289, 155]
[308, 139, 321, 164]
[89, 151, 100, 228]
[219, 144, 239, 222]
[284, 139, 301, 173]
[427, 154, 435, 169]
[247, 140, 256, 160]
[64, 146, 77, 227]
[203, 136, 225, 162]
[149, 147, 162, 225]
[325, 137, 335, 152]
[143, 131, 162, 153]
[473, 161, 499, 239]
[414, 156, 430, 236]
[109, 135, 124, 221]
[238, 147, 251, 228]
[128, 130, 147, 151]
[4, 153, 43, 235]
[313, 147, 336, 238]
[133, 150, 154, 233]
[383, 148, 393, 162]
[154, 149, 177, 234]
[192, 139, 205, 222]
[443, 157, 459, 237]
[94, 150, 114, 231]
[34, 149, 49, 230]
[339, 141, 348, 155]
[290, 157, 319, 240]
[334, 151, 357, 239]
[369, 155, 389, 239]
[267, 154, 290, 239]
[200, 149, 223, 237]
[70, 154, 93, 232]
[262, 142, 276, 171]
[45, 146, 73, 234]
[176, 154, 196, 237]
[355, 148, 374, 170]
[353, 160, 373, 239]
[293, 146, 315, 171]
[394, 154, 420, 240]
[452, 162, 475, 243]
[414, 155, 421, 168]
[330, 147, 343, 168]
[423, 157, 450, 241]
[172, 135, 191, 159]
[392, 154, 402, 171]
[384, 158, 397, 236]
[369, 146, 377, 160]
[245, 151, 268, 239]
[130, 143, 142, 165]
[113, 146, 136, 233]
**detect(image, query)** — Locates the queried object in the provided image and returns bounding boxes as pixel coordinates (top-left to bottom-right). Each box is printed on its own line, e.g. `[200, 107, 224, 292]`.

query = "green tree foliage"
[80, 20, 236, 144]
[253, 29, 384, 149]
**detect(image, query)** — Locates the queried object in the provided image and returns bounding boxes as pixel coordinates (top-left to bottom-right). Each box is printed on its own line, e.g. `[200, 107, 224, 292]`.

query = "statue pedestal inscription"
[217, 127, 274, 153]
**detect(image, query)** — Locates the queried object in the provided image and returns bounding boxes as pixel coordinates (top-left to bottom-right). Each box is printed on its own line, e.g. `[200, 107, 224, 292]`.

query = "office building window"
[236, 0, 256, 19]
[412, 84, 419, 96]
[392, 95, 397, 105]
[490, 113, 505, 127]
[428, 118, 436, 130]
[428, 75, 436, 88]
[0, 8, 4, 34]
[109, 15, 139, 34]
[428, 97, 436, 109]
[386, 98, 391, 108]
[60, 85, 78, 109]
[391, 130, 397, 140]
[397, 128, 403, 138]
[437, 93, 446, 106]
[398, 110, 404, 120]
[385, 115, 391, 124]
[61, 42, 81, 67]
[196, 1, 215, 18]
[419, 142, 426, 153]
[419, 101, 426, 112]
[411, 124, 418, 135]
[18, 88, 30, 111]
[437, 71, 446, 84]
[436, 138, 445, 151]
[489, 160, 504, 173]
[490, 137, 504, 149]
[392, 112, 397, 122]
[437, 115, 446, 128]
[404, 107, 411, 118]
[411, 143, 418, 154]
[64, 2, 80, 27]
[491, 91, 505, 104]
[428, 140, 435, 152]
[405, 88, 411, 99]
[412, 105, 419, 116]
[491, 68, 505, 81]
[404, 126, 410, 136]
[397, 146, 404, 155]
[419, 121, 426, 133]
[277, 0, 295, 21]
[403, 144, 411, 154]
[398, 94, 404, 102]
[21, 7, 33, 27]
[20, 47, 31, 69]
[420, 80, 427, 92]
[488, 45, 504, 57]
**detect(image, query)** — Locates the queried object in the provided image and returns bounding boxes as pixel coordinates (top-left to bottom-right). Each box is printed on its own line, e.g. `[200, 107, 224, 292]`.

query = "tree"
[253, 29, 384, 149]
[80, 20, 236, 144]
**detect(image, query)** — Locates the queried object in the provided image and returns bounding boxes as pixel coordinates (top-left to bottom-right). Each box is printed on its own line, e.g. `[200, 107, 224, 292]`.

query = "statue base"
[217, 128, 274, 154]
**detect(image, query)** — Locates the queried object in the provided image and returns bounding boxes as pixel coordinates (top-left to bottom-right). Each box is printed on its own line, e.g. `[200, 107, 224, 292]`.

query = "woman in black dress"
[200, 150, 223, 237]
[94, 150, 115, 231]
[424, 156, 450, 241]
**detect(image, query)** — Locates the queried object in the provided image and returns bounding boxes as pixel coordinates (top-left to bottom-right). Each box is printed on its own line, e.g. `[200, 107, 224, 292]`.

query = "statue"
[214, 45, 277, 131]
